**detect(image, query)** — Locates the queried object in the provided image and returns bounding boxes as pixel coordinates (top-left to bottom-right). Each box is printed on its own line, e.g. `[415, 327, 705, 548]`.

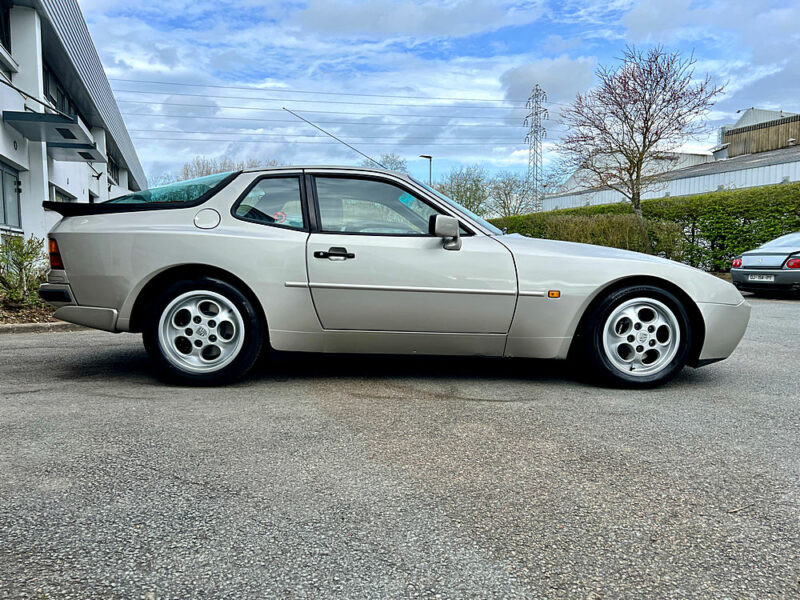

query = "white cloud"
[294, 0, 545, 39]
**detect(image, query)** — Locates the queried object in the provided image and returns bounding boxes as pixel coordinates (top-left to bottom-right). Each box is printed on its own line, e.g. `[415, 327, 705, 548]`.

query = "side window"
[234, 177, 305, 230]
[315, 177, 440, 235]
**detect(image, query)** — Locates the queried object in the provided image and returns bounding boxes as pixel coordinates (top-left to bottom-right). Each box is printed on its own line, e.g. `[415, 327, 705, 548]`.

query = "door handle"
[313, 247, 355, 260]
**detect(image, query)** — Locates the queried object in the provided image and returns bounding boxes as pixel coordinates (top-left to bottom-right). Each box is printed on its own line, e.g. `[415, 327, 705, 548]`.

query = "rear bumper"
[731, 268, 800, 292]
[39, 283, 119, 332]
[695, 299, 750, 364]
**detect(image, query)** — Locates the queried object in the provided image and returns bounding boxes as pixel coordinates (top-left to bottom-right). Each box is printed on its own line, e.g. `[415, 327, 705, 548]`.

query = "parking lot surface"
[1, 297, 798, 598]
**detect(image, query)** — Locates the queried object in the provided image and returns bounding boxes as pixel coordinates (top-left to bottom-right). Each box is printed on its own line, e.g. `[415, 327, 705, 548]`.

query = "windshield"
[760, 232, 800, 249]
[105, 171, 233, 204]
[411, 177, 503, 235]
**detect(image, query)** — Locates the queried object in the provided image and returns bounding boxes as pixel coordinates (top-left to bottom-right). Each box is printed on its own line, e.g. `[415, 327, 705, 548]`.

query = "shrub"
[0, 235, 48, 307]
[491, 182, 800, 271]
[532, 214, 683, 260]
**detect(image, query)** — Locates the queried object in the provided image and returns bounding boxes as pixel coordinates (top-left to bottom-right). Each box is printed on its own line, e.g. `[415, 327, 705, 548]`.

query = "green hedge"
[491, 182, 800, 271]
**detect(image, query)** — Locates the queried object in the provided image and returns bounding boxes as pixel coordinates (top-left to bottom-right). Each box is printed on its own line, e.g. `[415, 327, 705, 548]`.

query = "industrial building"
[0, 0, 145, 241]
[544, 108, 800, 211]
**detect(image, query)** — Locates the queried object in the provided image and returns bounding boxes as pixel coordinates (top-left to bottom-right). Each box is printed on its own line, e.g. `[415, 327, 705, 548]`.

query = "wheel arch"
[567, 275, 706, 367]
[128, 264, 267, 334]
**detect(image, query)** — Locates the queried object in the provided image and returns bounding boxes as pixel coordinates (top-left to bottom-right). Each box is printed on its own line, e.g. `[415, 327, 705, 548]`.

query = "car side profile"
[39, 166, 750, 387]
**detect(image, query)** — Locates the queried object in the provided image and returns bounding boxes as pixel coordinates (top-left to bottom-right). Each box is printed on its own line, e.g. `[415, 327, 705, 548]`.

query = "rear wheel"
[143, 278, 264, 385]
[578, 285, 693, 388]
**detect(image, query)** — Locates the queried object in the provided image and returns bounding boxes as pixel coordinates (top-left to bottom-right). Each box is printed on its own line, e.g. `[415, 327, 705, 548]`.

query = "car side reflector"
[786, 258, 800, 269]
[548, 290, 561, 298]
[48, 238, 64, 269]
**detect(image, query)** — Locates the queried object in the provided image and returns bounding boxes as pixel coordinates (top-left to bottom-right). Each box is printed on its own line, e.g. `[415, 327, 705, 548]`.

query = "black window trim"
[307, 172, 476, 237]
[0, 159, 20, 229]
[230, 172, 311, 233]
[44, 171, 241, 217]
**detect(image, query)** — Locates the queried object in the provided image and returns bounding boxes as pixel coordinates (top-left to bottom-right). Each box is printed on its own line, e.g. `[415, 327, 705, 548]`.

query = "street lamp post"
[419, 154, 432, 186]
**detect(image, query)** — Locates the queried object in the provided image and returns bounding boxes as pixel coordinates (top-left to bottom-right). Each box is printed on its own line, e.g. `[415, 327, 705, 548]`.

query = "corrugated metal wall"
[723, 115, 800, 157]
[543, 159, 800, 211]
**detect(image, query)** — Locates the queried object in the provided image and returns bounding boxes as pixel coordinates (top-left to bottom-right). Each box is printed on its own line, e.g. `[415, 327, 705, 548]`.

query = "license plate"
[748, 274, 775, 282]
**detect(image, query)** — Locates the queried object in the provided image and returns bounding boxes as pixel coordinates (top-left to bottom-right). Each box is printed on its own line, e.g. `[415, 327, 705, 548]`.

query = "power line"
[129, 136, 526, 147]
[110, 77, 527, 103]
[115, 99, 527, 120]
[119, 111, 570, 133]
[112, 87, 525, 111]
[120, 111, 570, 133]
[126, 128, 528, 141]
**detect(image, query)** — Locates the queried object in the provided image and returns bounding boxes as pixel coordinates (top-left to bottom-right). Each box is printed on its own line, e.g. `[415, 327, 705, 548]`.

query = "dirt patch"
[0, 304, 57, 325]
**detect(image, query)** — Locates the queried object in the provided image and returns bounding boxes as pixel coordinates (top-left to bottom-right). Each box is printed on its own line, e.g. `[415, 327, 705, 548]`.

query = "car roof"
[241, 165, 413, 180]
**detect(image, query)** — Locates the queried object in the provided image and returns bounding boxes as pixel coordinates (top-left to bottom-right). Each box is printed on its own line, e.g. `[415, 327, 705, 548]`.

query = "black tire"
[142, 277, 265, 385]
[576, 284, 693, 388]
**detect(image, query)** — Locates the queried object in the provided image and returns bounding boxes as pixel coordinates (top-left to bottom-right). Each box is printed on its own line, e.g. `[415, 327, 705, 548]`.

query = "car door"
[305, 173, 517, 334]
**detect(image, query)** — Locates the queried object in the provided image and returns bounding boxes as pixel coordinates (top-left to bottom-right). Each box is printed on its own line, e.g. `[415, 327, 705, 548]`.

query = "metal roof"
[733, 108, 798, 129]
[20, 0, 146, 190]
[662, 144, 800, 181]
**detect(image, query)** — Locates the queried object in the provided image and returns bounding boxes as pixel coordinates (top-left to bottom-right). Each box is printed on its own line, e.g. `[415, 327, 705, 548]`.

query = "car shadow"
[249, 350, 575, 386]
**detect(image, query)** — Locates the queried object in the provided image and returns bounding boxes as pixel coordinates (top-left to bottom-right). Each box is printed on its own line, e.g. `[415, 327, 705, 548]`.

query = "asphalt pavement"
[0, 297, 798, 599]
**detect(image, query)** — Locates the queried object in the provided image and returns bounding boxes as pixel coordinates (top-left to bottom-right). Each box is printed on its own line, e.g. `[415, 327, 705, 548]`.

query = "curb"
[0, 321, 88, 335]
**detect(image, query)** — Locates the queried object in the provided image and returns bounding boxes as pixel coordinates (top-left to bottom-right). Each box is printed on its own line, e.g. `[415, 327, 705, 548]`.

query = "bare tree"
[179, 156, 278, 181]
[435, 165, 489, 216]
[559, 46, 723, 222]
[489, 171, 532, 217]
[361, 152, 408, 172]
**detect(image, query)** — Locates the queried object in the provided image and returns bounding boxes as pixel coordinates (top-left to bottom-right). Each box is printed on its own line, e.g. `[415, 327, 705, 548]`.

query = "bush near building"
[491, 182, 800, 271]
[0, 235, 48, 308]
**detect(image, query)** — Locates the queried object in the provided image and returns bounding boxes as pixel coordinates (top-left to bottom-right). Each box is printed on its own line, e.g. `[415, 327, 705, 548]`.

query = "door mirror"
[429, 214, 462, 251]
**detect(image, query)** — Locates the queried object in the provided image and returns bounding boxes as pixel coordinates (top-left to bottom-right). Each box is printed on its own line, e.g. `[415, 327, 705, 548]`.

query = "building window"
[42, 64, 80, 118]
[108, 157, 120, 184]
[0, 162, 21, 229]
[0, 0, 11, 52]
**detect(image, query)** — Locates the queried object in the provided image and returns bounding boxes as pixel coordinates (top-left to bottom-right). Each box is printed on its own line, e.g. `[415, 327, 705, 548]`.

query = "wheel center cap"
[196, 326, 208, 338]
[638, 331, 648, 343]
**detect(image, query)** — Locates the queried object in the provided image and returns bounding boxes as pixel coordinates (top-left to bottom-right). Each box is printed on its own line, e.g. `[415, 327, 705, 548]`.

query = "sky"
[75, 0, 800, 186]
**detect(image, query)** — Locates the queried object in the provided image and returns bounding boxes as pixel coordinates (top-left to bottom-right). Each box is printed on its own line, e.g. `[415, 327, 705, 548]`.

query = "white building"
[545, 108, 800, 211]
[0, 0, 145, 241]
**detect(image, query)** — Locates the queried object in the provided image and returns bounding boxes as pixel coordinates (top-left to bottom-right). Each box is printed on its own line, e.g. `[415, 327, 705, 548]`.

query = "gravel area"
[0, 297, 798, 598]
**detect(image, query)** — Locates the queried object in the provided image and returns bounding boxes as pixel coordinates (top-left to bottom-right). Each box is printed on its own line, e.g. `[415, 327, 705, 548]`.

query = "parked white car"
[40, 167, 750, 387]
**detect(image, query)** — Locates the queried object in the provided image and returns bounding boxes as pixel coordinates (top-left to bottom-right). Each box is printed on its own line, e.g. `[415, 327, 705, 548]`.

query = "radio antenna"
[282, 107, 387, 169]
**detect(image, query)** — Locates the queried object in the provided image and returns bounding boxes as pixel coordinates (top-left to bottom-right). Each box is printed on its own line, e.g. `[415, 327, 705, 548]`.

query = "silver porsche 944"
[39, 167, 750, 387]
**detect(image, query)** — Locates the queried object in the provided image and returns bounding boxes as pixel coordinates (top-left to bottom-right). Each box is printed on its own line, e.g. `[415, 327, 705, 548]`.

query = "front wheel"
[578, 285, 693, 388]
[143, 278, 265, 385]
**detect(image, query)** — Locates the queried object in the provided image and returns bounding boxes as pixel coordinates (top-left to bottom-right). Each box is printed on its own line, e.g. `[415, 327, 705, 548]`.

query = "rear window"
[760, 233, 800, 248]
[105, 172, 233, 205]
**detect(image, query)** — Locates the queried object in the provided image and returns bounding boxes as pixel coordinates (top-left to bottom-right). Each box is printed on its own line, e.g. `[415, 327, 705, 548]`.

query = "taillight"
[731, 258, 742, 268]
[48, 238, 64, 269]
[786, 258, 800, 269]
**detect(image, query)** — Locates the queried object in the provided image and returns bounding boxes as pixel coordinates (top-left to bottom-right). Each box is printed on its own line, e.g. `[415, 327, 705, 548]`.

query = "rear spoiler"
[42, 201, 183, 217]
[43, 171, 241, 217]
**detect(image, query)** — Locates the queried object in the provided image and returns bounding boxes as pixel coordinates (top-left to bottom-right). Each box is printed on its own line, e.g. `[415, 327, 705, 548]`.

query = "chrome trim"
[519, 290, 546, 297]
[285, 281, 310, 288]
[308, 282, 516, 295]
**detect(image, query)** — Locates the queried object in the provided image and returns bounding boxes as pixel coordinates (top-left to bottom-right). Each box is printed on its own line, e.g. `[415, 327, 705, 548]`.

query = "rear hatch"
[43, 171, 238, 217]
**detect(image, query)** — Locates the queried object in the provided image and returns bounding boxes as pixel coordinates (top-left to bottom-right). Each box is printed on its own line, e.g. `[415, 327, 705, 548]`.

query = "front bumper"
[39, 282, 119, 332]
[731, 268, 800, 292]
[695, 299, 750, 363]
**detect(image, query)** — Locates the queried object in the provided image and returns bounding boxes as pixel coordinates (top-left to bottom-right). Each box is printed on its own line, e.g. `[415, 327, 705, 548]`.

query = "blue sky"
[76, 0, 800, 185]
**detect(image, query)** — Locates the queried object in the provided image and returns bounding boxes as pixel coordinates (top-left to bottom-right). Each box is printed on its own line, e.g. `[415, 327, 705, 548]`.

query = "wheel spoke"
[158, 291, 246, 374]
[602, 297, 681, 378]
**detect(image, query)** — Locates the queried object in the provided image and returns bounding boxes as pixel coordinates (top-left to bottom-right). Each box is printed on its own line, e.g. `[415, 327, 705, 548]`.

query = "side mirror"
[429, 214, 462, 251]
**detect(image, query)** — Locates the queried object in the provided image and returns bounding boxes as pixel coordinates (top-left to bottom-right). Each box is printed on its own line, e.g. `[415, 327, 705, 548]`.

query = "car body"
[39, 166, 750, 387]
[730, 232, 800, 294]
